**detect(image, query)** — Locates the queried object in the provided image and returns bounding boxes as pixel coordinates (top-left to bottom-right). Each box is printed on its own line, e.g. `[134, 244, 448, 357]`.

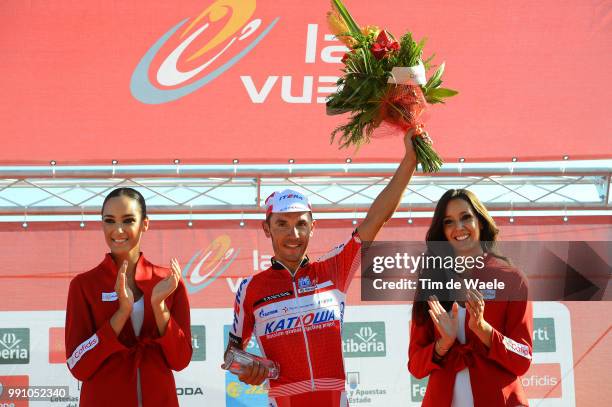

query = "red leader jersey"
[229, 232, 361, 400]
[408, 255, 533, 407]
[65, 254, 192, 406]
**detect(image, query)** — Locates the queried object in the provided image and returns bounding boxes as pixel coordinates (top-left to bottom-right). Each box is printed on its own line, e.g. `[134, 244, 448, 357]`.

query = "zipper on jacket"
[275, 259, 316, 392]
[291, 279, 316, 392]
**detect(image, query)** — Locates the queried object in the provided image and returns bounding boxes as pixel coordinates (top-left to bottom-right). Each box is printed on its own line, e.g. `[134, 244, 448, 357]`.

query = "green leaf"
[423, 53, 436, 69]
[428, 87, 459, 98]
[331, 0, 361, 36]
[425, 62, 445, 90]
[425, 95, 445, 104]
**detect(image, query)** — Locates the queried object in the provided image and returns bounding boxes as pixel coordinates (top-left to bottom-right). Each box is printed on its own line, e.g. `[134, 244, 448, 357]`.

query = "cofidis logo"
[183, 235, 240, 294]
[131, 0, 279, 104]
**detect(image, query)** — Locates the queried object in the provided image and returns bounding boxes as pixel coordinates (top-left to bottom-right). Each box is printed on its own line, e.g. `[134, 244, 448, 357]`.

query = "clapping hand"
[151, 258, 182, 306]
[428, 295, 458, 353]
[114, 260, 134, 313]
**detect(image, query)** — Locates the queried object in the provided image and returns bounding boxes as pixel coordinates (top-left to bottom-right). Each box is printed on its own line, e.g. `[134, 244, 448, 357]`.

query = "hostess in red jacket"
[65, 254, 192, 406]
[408, 255, 533, 407]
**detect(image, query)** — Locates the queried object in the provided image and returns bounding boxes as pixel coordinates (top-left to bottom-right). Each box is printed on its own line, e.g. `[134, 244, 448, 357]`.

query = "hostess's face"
[442, 198, 483, 257]
[262, 211, 314, 270]
[102, 196, 148, 258]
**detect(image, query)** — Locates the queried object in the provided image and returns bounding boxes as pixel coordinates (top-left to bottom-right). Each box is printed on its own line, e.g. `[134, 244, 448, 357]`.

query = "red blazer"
[65, 254, 192, 406]
[408, 256, 533, 407]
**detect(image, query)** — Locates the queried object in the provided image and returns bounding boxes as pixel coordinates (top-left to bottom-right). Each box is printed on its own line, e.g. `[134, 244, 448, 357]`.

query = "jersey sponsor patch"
[298, 276, 312, 289]
[264, 309, 336, 335]
[502, 336, 532, 359]
[297, 280, 333, 294]
[253, 291, 292, 307]
[67, 333, 99, 369]
[101, 292, 118, 302]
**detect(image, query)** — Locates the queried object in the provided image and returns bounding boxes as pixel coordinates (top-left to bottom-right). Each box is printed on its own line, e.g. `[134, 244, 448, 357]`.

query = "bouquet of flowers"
[326, 0, 458, 172]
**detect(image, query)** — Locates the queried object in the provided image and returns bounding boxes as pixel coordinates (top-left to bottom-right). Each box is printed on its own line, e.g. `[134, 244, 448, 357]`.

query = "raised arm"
[356, 131, 420, 242]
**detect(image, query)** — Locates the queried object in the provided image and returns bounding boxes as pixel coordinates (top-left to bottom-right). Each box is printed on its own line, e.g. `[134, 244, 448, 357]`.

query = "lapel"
[101, 253, 163, 340]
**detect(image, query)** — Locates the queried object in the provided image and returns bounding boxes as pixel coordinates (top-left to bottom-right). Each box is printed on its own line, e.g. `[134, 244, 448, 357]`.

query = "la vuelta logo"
[131, 0, 279, 104]
[183, 235, 240, 294]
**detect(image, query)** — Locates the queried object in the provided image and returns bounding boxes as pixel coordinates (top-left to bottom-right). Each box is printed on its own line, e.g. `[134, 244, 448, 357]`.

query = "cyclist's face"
[102, 196, 149, 258]
[442, 198, 482, 257]
[263, 211, 314, 270]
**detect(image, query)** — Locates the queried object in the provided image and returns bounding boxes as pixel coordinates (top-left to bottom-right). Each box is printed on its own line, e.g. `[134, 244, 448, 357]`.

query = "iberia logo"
[183, 235, 240, 294]
[131, 0, 279, 104]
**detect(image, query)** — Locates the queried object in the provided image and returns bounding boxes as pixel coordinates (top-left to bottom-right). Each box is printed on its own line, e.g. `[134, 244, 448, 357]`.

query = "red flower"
[370, 30, 399, 60]
[341, 49, 357, 64]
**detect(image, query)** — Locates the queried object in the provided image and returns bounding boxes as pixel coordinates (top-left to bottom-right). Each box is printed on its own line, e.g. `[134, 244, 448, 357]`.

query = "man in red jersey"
[225, 133, 422, 407]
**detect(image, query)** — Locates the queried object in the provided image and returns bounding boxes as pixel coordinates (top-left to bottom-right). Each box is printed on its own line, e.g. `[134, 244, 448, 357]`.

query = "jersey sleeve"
[316, 231, 362, 293]
[229, 277, 255, 350]
[65, 276, 127, 381]
[154, 279, 193, 371]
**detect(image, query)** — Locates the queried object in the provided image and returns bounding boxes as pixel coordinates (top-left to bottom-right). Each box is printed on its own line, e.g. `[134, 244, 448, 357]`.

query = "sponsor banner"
[342, 306, 411, 405]
[533, 318, 556, 353]
[2, 221, 609, 312]
[2, 1, 610, 164]
[0, 329, 30, 365]
[48, 328, 65, 365]
[191, 325, 206, 362]
[342, 322, 387, 358]
[522, 363, 562, 399]
[0, 304, 598, 406]
[409, 376, 428, 403]
[0, 375, 29, 407]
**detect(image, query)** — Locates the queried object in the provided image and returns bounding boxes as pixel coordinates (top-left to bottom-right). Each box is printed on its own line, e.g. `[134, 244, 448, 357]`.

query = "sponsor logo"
[67, 334, 99, 369]
[345, 371, 387, 404]
[264, 310, 336, 334]
[410, 375, 429, 402]
[131, 0, 279, 104]
[253, 291, 292, 307]
[0, 375, 28, 407]
[101, 292, 118, 302]
[176, 387, 204, 396]
[183, 235, 240, 294]
[278, 193, 304, 201]
[522, 363, 562, 398]
[533, 318, 556, 352]
[298, 276, 312, 289]
[258, 308, 278, 318]
[48, 327, 65, 364]
[225, 381, 266, 399]
[0, 329, 30, 364]
[232, 278, 249, 334]
[342, 322, 386, 357]
[502, 336, 532, 359]
[191, 325, 206, 361]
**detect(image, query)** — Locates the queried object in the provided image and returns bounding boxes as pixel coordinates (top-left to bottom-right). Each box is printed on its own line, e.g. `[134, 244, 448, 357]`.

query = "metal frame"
[0, 160, 610, 219]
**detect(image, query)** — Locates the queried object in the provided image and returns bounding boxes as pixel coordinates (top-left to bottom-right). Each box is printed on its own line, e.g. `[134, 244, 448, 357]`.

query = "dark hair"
[101, 188, 147, 218]
[412, 189, 508, 325]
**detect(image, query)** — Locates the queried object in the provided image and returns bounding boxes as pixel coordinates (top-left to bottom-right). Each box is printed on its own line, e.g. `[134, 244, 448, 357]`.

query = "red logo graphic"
[48, 328, 65, 364]
[521, 363, 562, 399]
[0, 375, 29, 406]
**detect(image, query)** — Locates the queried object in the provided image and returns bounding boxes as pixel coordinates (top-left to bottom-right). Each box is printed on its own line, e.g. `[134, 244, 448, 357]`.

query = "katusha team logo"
[183, 235, 240, 294]
[131, 0, 279, 104]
